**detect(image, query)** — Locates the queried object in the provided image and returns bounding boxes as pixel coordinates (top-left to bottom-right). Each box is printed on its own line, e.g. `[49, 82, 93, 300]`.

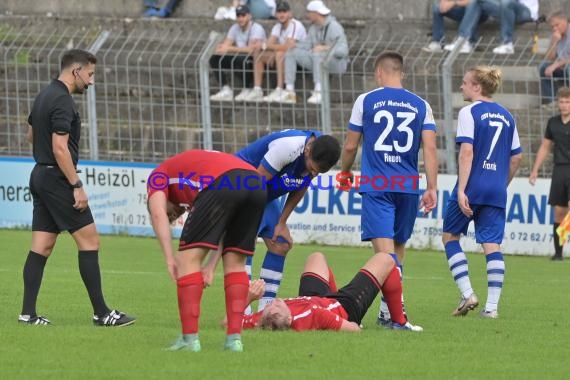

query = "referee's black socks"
[553, 223, 563, 258]
[21, 250, 48, 317]
[78, 250, 111, 317]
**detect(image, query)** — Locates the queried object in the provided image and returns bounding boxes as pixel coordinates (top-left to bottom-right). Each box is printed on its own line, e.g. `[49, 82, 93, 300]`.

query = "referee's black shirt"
[545, 115, 570, 165]
[28, 79, 81, 166]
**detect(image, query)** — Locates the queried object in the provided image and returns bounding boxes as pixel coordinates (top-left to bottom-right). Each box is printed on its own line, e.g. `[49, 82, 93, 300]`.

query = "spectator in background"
[215, 0, 276, 21]
[539, 11, 570, 107]
[245, 0, 276, 20]
[279, 0, 349, 105]
[491, 0, 539, 54]
[143, 0, 182, 18]
[529, 87, 570, 261]
[423, 0, 496, 54]
[209, 5, 266, 102]
[239, 1, 307, 102]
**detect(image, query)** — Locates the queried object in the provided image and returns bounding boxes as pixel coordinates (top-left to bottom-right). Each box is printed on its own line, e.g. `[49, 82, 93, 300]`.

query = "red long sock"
[381, 267, 406, 325]
[328, 267, 338, 292]
[177, 272, 204, 334]
[224, 271, 249, 335]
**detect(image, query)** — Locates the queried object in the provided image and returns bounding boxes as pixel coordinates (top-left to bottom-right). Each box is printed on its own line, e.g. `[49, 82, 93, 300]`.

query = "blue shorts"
[442, 200, 505, 244]
[258, 198, 282, 239]
[361, 192, 420, 244]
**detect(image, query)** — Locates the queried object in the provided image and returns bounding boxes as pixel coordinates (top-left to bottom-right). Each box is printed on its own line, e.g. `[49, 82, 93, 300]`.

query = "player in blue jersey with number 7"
[340, 51, 438, 330]
[442, 65, 522, 319]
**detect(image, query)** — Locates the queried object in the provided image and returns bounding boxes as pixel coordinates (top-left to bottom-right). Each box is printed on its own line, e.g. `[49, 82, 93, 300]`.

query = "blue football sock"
[485, 252, 505, 311]
[257, 252, 285, 311]
[445, 241, 474, 298]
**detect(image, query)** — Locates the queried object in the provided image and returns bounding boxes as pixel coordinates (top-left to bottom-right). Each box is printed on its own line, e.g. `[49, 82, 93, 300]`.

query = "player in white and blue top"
[236, 129, 341, 311]
[341, 51, 438, 330]
[442, 66, 522, 319]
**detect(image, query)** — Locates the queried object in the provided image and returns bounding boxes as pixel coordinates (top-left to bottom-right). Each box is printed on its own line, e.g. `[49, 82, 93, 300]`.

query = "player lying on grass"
[237, 251, 423, 332]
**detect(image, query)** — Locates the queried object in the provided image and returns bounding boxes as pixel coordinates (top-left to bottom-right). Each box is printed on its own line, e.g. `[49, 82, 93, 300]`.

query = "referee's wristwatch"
[70, 179, 83, 189]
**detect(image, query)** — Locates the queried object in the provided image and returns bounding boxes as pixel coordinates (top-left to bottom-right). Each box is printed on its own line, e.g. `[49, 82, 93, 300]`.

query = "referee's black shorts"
[179, 169, 266, 255]
[30, 164, 94, 233]
[548, 164, 570, 207]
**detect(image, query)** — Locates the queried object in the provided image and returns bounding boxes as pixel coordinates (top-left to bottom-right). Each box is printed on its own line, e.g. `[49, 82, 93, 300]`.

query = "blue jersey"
[236, 129, 320, 201]
[348, 87, 436, 194]
[451, 100, 522, 208]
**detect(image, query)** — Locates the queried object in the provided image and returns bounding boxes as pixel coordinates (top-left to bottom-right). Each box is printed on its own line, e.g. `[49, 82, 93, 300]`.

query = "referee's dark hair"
[61, 49, 97, 71]
[311, 135, 341, 171]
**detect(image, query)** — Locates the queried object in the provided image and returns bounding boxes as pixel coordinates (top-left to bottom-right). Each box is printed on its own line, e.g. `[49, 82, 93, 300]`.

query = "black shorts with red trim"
[30, 164, 94, 234]
[325, 270, 381, 324]
[178, 169, 266, 255]
[298, 272, 331, 297]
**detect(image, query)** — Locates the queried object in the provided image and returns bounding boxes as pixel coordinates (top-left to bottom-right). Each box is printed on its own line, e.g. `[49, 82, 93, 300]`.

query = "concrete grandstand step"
[497, 66, 539, 82]
[3, 0, 566, 28]
[97, 123, 203, 162]
[209, 102, 325, 131]
[451, 93, 540, 111]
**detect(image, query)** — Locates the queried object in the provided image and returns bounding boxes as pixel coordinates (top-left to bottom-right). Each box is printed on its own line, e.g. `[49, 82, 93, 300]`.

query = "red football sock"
[328, 267, 338, 292]
[380, 267, 406, 325]
[224, 271, 249, 335]
[177, 272, 204, 334]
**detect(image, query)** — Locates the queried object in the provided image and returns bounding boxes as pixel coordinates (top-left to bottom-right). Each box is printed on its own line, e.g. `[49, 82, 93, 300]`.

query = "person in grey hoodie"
[278, 0, 348, 105]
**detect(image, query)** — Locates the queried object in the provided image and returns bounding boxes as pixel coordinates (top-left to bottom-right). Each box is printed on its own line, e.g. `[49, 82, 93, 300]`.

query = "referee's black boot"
[93, 310, 136, 327]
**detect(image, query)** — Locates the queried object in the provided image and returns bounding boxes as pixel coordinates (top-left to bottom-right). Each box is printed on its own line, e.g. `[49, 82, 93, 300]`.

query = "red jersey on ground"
[147, 149, 255, 205]
[243, 296, 349, 331]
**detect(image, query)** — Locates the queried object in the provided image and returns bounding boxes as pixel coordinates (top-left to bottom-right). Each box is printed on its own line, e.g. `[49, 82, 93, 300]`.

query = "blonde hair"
[557, 87, 570, 99]
[468, 65, 502, 97]
[260, 310, 290, 331]
[548, 10, 568, 22]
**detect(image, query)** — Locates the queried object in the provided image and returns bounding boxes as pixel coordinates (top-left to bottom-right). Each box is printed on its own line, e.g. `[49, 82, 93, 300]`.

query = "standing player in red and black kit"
[147, 150, 266, 352]
[21, 49, 135, 327]
[241, 251, 422, 332]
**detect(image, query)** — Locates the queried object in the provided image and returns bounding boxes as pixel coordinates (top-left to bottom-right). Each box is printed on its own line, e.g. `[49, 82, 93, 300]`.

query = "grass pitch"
[0, 230, 568, 380]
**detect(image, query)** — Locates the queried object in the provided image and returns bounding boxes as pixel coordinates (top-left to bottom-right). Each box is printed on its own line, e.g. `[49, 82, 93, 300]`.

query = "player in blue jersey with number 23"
[340, 51, 438, 330]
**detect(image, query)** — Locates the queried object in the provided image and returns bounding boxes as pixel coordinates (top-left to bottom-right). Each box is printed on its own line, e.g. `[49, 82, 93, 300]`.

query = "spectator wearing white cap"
[277, 0, 349, 104]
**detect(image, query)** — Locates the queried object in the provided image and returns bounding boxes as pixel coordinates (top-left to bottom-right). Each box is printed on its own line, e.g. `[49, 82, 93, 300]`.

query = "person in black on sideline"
[21, 49, 135, 326]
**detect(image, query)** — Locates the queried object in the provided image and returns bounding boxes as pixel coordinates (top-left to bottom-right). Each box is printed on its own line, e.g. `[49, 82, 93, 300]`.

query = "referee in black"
[20, 49, 135, 326]
[529, 86, 570, 261]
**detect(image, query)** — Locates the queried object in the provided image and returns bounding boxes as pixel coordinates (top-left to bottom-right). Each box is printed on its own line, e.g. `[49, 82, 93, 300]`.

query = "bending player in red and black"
[147, 149, 266, 352]
[242, 252, 423, 332]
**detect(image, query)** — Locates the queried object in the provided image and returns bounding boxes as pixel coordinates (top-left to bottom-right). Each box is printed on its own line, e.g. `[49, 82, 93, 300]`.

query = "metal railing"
[0, 17, 559, 177]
